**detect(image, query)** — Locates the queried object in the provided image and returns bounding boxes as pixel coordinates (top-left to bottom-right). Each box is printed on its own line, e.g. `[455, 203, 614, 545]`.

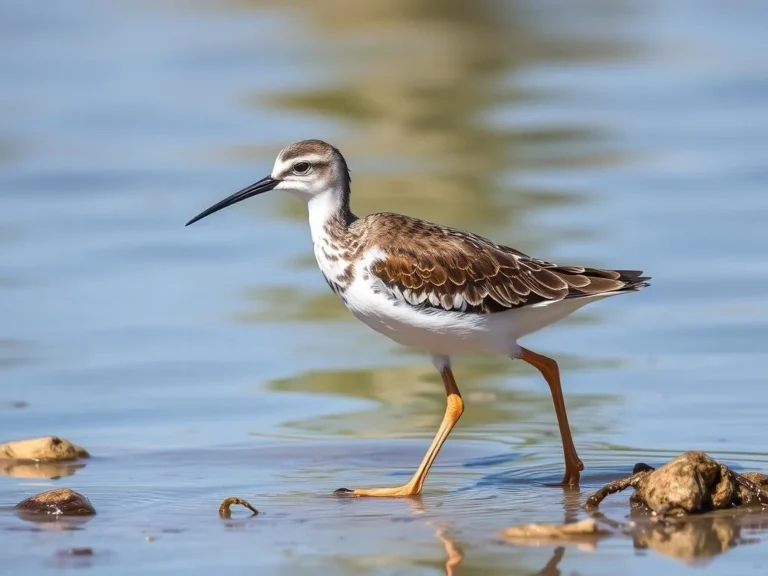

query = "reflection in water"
[533, 547, 566, 576]
[630, 513, 764, 565]
[405, 498, 466, 576]
[425, 521, 573, 576]
[587, 510, 768, 565]
[434, 524, 464, 576]
[266, 362, 617, 441]
[500, 511, 768, 567]
[51, 548, 97, 571]
[14, 512, 94, 532]
[0, 460, 85, 480]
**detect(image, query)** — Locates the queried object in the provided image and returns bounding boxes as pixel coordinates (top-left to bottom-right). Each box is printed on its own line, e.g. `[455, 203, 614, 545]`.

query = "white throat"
[305, 186, 350, 244]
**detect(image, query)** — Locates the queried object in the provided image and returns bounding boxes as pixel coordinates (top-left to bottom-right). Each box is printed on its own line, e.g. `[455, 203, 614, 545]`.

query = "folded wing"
[366, 214, 649, 314]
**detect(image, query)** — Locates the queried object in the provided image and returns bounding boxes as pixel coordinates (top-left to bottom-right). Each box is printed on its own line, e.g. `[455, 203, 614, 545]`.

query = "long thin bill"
[185, 176, 278, 226]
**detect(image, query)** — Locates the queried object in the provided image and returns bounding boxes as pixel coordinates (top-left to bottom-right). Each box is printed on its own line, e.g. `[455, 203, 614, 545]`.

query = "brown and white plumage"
[360, 212, 649, 315]
[310, 209, 649, 359]
[186, 138, 651, 494]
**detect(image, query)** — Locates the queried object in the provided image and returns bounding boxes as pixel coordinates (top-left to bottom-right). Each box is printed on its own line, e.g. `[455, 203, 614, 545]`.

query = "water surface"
[2, 0, 768, 574]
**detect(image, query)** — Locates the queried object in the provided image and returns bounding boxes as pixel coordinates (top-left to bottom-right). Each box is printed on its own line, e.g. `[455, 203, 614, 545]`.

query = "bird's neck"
[307, 185, 355, 245]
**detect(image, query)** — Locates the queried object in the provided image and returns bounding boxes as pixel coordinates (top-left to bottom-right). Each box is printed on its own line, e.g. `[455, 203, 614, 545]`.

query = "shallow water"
[2, 0, 768, 573]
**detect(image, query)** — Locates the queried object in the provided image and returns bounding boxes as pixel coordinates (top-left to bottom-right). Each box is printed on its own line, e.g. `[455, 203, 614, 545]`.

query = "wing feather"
[361, 214, 650, 314]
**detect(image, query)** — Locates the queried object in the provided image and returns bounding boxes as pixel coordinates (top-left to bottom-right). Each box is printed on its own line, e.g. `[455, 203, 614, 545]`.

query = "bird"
[186, 139, 650, 497]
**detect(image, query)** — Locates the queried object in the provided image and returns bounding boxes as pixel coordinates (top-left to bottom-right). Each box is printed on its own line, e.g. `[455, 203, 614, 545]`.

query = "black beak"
[185, 176, 279, 226]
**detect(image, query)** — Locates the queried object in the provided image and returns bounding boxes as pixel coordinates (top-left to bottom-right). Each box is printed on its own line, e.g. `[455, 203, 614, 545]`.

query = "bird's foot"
[560, 457, 584, 487]
[333, 483, 420, 498]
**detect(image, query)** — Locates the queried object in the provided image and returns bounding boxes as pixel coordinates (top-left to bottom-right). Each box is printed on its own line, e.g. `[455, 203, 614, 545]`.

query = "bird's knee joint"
[447, 394, 464, 417]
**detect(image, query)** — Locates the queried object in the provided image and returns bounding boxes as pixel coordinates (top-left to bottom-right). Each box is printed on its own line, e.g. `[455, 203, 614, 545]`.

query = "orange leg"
[335, 365, 464, 497]
[518, 347, 583, 486]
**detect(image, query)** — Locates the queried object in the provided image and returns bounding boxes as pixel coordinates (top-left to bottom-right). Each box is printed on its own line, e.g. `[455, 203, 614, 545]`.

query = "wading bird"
[187, 139, 650, 496]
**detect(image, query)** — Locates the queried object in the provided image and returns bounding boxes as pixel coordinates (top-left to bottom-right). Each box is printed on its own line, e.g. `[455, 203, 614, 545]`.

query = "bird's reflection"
[434, 524, 464, 576]
[404, 497, 571, 576]
[532, 547, 566, 576]
[561, 487, 583, 524]
[404, 497, 464, 575]
[494, 483, 768, 568]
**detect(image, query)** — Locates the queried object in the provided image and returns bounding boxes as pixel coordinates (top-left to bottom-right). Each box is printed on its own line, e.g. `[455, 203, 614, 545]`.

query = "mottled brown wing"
[366, 214, 649, 314]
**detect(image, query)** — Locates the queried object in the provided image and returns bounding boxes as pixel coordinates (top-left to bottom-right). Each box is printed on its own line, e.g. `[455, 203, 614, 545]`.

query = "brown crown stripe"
[280, 139, 337, 162]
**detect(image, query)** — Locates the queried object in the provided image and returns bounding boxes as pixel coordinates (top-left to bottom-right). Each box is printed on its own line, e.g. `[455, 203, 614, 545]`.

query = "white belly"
[340, 266, 603, 358]
[314, 243, 605, 357]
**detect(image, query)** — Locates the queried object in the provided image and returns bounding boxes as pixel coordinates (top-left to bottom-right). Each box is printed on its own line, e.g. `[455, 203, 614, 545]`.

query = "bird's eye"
[293, 161, 312, 175]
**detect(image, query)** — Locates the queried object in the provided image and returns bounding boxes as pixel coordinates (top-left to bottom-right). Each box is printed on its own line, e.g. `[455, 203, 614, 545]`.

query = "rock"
[0, 436, 89, 462]
[584, 451, 768, 516]
[500, 518, 609, 546]
[15, 488, 96, 516]
[218, 496, 259, 518]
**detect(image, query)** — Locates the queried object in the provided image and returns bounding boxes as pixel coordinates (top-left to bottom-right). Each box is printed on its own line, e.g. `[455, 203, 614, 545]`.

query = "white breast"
[313, 241, 347, 283]
[306, 190, 357, 296]
[333, 248, 491, 356]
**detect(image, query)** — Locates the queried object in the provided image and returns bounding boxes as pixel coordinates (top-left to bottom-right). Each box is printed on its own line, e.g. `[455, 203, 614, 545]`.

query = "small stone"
[56, 548, 94, 557]
[218, 496, 259, 518]
[0, 436, 89, 462]
[501, 518, 609, 544]
[15, 488, 96, 516]
[584, 451, 768, 515]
